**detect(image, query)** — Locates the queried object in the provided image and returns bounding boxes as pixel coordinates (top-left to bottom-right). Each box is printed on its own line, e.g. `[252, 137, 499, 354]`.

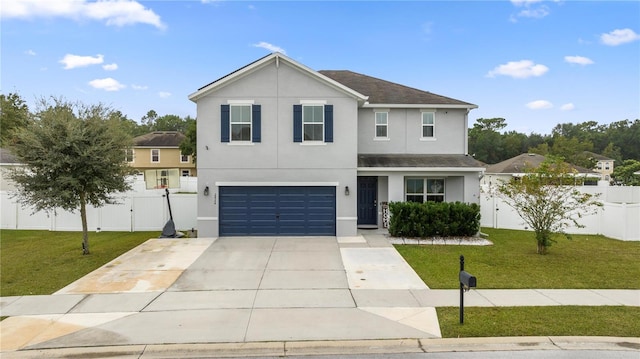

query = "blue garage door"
[219, 186, 336, 236]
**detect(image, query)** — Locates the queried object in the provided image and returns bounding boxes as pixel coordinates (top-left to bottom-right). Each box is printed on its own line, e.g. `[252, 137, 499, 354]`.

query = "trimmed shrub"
[388, 201, 480, 238]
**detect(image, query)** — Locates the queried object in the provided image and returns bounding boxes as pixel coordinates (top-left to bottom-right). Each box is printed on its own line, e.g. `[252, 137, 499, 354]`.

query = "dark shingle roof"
[319, 70, 476, 107]
[486, 153, 597, 174]
[133, 131, 185, 147]
[583, 151, 615, 162]
[358, 154, 485, 168]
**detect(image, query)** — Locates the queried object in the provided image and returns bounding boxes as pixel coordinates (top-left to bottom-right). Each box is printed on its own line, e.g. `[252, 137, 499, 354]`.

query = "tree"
[180, 117, 197, 162]
[496, 156, 602, 254]
[8, 98, 134, 255]
[468, 118, 506, 164]
[0, 92, 30, 146]
[612, 159, 640, 186]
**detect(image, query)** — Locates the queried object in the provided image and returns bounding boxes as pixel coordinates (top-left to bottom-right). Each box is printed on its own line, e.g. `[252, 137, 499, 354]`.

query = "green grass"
[437, 306, 640, 338]
[396, 228, 640, 289]
[0, 230, 157, 296]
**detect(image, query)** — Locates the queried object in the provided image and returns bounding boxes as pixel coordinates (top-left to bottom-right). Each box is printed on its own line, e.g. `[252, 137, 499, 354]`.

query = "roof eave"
[362, 103, 478, 109]
[358, 166, 486, 172]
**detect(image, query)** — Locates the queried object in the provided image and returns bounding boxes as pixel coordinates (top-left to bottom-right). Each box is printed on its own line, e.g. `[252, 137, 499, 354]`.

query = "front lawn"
[396, 228, 640, 289]
[0, 230, 157, 296]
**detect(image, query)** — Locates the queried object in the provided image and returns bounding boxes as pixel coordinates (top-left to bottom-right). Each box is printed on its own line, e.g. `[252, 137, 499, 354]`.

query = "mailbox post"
[459, 255, 477, 324]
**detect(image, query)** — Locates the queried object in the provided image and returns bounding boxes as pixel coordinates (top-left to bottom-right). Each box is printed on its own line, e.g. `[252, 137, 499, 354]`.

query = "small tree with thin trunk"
[8, 98, 134, 255]
[495, 156, 602, 254]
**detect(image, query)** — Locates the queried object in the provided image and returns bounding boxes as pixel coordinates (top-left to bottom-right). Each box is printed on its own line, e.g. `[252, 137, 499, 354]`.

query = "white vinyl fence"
[1, 176, 197, 232]
[480, 186, 640, 241]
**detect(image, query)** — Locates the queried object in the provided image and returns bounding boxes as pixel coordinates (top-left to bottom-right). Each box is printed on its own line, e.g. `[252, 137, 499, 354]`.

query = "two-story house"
[584, 151, 615, 182]
[130, 131, 197, 189]
[189, 53, 483, 237]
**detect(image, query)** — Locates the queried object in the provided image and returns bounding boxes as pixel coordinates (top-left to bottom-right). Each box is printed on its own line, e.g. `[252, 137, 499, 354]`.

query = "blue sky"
[2, 0, 639, 134]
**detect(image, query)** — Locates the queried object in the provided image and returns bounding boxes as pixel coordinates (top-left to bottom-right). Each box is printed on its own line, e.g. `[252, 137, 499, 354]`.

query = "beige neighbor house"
[481, 153, 600, 189]
[0, 148, 21, 191]
[129, 131, 196, 189]
[189, 53, 484, 237]
[584, 151, 615, 182]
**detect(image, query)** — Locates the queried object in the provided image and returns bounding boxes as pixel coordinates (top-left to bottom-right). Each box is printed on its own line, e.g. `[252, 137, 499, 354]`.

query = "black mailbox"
[459, 270, 477, 288]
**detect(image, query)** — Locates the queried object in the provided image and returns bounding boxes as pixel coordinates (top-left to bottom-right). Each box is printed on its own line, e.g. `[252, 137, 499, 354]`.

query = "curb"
[2, 337, 638, 358]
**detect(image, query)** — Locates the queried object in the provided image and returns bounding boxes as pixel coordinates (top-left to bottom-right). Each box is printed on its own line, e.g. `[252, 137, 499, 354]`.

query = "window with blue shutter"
[252, 104, 261, 142]
[221, 105, 230, 143]
[293, 105, 303, 142]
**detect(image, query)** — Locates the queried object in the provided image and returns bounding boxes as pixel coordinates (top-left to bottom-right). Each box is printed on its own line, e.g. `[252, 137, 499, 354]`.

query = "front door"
[357, 176, 377, 226]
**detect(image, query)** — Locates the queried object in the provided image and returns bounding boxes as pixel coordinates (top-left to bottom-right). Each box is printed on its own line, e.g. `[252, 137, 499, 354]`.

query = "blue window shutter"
[324, 105, 333, 143]
[221, 105, 230, 143]
[252, 104, 261, 143]
[293, 105, 302, 142]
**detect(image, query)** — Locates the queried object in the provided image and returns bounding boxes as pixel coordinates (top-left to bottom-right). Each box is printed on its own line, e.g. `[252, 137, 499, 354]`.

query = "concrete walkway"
[1, 231, 638, 358]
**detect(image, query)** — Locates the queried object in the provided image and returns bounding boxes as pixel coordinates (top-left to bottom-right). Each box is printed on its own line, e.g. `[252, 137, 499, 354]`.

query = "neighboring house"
[482, 153, 600, 189]
[189, 53, 483, 237]
[0, 148, 21, 191]
[130, 131, 196, 189]
[584, 151, 615, 181]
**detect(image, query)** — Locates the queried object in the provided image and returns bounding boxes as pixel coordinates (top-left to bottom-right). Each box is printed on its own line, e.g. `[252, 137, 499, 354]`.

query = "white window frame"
[405, 177, 445, 203]
[230, 104, 252, 142]
[151, 149, 160, 163]
[374, 110, 389, 140]
[302, 104, 325, 142]
[420, 111, 436, 140]
[180, 154, 189, 163]
[181, 169, 190, 177]
[125, 148, 134, 163]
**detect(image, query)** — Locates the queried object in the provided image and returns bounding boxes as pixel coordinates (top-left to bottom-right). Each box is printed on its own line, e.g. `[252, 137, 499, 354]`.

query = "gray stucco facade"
[190, 53, 484, 237]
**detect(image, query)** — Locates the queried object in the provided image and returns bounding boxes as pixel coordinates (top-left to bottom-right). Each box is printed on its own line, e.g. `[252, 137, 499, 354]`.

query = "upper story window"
[406, 178, 445, 203]
[180, 154, 189, 163]
[125, 148, 134, 163]
[421, 112, 435, 139]
[375, 111, 388, 139]
[221, 103, 261, 143]
[293, 103, 333, 143]
[303, 105, 324, 141]
[151, 149, 160, 163]
[230, 105, 252, 141]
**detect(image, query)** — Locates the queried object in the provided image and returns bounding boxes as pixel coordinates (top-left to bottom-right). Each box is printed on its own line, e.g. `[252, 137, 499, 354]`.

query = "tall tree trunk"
[80, 192, 90, 255]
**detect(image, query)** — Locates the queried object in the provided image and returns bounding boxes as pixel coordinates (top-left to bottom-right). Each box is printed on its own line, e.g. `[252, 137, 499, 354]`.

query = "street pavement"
[1, 230, 638, 358]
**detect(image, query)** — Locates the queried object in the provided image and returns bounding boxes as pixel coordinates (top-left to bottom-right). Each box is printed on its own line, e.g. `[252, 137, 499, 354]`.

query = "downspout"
[464, 108, 470, 155]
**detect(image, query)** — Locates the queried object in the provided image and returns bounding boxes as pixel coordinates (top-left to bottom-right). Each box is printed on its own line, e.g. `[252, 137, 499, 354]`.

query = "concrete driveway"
[1, 232, 441, 351]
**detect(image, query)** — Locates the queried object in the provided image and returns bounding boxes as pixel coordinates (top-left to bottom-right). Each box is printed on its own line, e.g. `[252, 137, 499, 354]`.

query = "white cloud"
[2, 0, 165, 29]
[486, 60, 549, 79]
[564, 55, 594, 65]
[526, 100, 553, 110]
[509, 0, 550, 21]
[158, 91, 171, 98]
[103, 63, 118, 71]
[88, 77, 125, 91]
[600, 28, 640, 46]
[510, 0, 543, 6]
[131, 84, 148, 90]
[252, 42, 286, 55]
[25, 49, 36, 56]
[60, 54, 104, 69]
[560, 103, 575, 111]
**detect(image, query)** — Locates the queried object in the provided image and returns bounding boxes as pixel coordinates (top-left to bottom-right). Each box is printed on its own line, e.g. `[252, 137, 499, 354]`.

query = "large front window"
[231, 105, 252, 141]
[406, 178, 445, 202]
[303, 105, 324, 141]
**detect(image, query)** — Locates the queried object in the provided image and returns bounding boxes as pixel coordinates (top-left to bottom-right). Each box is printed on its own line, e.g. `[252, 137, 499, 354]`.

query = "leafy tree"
[8, 98, 134, 255]
[180, 117, 197, 162]
[612, 159, 640, 186]
[0, 92, 30, 146]
[468, 118, 506, 164]
[496, 156, 602, 254]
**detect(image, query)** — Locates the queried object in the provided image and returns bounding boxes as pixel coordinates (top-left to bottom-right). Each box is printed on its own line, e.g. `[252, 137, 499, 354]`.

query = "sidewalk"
[1, 232, 638, 357]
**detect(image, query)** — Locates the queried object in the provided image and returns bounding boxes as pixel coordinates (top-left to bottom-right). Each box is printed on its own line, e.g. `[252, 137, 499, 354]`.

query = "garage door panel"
[219, 186, 336, 236]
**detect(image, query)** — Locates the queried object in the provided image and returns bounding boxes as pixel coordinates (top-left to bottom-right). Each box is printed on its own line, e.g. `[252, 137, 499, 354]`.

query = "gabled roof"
[188, 53, 368, 103]
[320, 70, 477, 109]
[358, 154, 485, 170]
[486, 153, 597, 175]
[133, 131, 185, 147]
[583, 151, 615, 162]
